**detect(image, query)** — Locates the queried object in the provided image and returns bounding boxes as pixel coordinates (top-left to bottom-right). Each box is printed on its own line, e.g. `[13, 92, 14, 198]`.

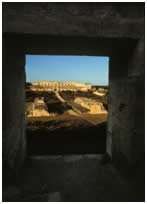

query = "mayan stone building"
[27, 97, 50, 117]
[31, 81, 92, 92]
[74, 97, 107, 114]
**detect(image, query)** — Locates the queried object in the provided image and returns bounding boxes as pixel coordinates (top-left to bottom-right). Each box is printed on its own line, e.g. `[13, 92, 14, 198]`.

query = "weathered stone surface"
[127, 39, 145, 164]
[74, 97, 107, 114]
[3, 47, 26, 171]
[128, 38, 145, 78]
[31, 80, 91, 92]
[28, 97, 50, 117]
[3, 155, 140, 202]
[3, 3, 144, 39]
[107, 38, 145, 169]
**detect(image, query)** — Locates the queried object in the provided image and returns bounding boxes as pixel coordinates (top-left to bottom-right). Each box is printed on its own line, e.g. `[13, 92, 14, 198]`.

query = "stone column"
[3, 36, 26, 179]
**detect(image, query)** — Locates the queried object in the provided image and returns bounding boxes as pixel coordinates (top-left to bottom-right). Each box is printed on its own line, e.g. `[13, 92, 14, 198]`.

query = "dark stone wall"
[3, 3, 144, 38]
[107, 56, 130, 161]
[2, 37, 26, 178]
[107, 39, 145, 171]
[128, 39, 145, 165]
[106, 38, 145, 200]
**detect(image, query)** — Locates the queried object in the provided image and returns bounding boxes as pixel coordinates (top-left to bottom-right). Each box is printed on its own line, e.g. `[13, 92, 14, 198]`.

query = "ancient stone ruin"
[93, 91, 106, 96]
[74, 97, 107, 114]
[3, 2, 144, 202]
[31, 81, 92, 92]
[27, 97, 50, 117]
[93, 88, 108, 96]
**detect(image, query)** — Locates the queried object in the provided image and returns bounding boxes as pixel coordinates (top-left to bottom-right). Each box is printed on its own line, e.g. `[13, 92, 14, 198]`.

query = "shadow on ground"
[26, 121, 106, 155]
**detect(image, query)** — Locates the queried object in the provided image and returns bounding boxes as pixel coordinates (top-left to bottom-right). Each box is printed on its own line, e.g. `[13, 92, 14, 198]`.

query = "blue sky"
[25, 55, 109, 85]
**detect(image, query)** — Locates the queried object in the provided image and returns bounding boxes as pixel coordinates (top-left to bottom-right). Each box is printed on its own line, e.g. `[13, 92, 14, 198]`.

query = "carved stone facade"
[31, 81, 92, 92]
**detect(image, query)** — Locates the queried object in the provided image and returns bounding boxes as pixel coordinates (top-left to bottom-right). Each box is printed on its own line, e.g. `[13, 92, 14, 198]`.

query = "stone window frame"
[3, 34, 144, 169]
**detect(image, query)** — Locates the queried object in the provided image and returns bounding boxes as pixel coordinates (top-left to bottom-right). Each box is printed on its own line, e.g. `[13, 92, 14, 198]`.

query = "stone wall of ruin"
[107, 38, 145, 169]
[31, 81, 92, 92]
[30, 97, 50, 117]
[3, 3, 144, 184]
[3, 3, 144, 39]
[74, 97, 107, 114]
[3, 39, 26, 175]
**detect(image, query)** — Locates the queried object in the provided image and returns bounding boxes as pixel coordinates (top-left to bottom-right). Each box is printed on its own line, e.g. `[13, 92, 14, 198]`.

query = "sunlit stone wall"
[31, 81, 92, 92]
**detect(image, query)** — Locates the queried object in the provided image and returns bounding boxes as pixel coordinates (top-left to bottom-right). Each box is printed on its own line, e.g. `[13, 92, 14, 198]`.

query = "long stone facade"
[31, 81, 92, 92]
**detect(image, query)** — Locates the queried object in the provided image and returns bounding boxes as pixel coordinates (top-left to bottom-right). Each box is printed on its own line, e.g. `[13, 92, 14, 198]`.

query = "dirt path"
[67, 109, 78, 116]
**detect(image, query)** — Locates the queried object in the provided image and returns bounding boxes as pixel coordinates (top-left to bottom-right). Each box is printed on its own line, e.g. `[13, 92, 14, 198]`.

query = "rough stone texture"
[107, 38, 145, 174]
[2, 39, 26, 176]
[3, 3, 144, 39]
[31, 80, 92, 92]
[127, 39, 145, 164]
[28, 97, 50, 117]
[3, 155, 140, 202]
[74, 97, 107, 114]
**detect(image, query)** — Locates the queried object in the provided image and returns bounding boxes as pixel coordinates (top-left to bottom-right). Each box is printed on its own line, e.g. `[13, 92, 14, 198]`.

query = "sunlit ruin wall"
[31, 81, 92, 91]
[3, 2, 144, 182]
